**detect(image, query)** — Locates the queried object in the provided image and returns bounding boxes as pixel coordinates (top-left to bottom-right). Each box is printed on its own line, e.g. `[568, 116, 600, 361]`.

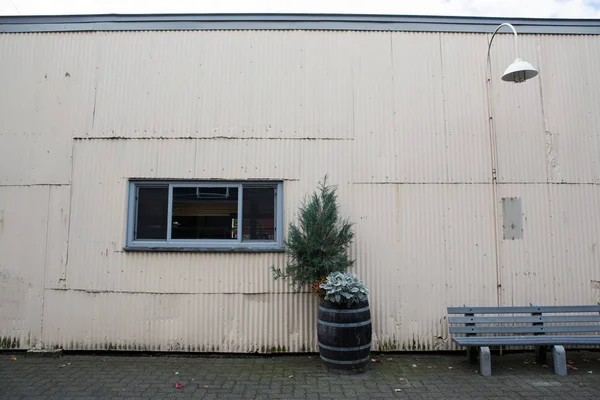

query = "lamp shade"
[502, 58, 539, 83]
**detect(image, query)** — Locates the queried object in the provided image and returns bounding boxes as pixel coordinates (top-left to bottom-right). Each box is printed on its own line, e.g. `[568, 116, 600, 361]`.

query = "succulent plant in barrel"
[319, 272, 369, 307]
[272, 176, 371, 372]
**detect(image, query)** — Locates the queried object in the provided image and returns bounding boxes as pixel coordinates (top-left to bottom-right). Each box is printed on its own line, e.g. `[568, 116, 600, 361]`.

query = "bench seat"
[454, 335, 600, 347]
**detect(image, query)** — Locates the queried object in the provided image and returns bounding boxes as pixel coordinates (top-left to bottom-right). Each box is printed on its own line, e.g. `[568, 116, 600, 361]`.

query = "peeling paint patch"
[545, 130, 560, 181]
[592, 280, 600, 304]
[433, 335, 448, 350]
[591, 280, 600, 305]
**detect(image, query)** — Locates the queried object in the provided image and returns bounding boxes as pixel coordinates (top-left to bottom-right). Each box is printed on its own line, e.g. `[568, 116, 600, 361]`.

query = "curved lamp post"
[489, 23, 539, 83]
[486, 23, 539, 306]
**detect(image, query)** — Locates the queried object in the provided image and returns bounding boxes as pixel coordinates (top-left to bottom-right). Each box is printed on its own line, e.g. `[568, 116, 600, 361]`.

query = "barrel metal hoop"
[317, 319, 372, 328]
[318, 342, 372, 352]
[320, 354, 371, 365]
[318, 305, 370, 314]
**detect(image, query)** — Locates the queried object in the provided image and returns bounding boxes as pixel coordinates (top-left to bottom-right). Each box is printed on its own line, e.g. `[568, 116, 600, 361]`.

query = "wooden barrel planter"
[317, 298, 372, 373]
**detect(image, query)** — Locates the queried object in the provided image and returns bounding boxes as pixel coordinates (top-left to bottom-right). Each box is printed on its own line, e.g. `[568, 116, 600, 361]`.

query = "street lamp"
[489, 23, 539, 83]
[486, 23, 538, 307]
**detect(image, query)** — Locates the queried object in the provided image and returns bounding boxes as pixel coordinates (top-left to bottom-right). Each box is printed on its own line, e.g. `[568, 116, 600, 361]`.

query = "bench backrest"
[447, 305, 600, 336]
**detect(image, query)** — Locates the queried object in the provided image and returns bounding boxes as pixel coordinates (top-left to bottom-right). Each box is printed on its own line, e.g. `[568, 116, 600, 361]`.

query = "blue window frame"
[126, 181, 284, 251]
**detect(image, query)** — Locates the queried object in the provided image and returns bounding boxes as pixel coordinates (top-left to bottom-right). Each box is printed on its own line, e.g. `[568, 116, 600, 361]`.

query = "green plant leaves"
[272, 175, 355, 290]
[319, 272, 369, 307]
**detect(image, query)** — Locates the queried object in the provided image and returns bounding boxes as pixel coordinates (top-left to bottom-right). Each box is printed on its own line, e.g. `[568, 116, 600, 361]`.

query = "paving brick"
[1, 351, 599, 399]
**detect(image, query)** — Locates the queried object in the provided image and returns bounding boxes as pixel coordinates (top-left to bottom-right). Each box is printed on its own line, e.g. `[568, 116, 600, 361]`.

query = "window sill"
[123, 246, 286, 253]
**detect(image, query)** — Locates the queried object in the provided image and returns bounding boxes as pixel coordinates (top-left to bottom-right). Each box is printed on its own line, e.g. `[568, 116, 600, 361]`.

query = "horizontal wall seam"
[46, 288, 311, 296]
[73, 136, 354, 141]
[0, 183, 71, 187]
[351, 182, 600, 185]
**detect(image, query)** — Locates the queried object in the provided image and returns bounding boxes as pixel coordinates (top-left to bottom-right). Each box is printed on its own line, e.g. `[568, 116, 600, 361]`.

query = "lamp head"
[502, 58, 539, 83]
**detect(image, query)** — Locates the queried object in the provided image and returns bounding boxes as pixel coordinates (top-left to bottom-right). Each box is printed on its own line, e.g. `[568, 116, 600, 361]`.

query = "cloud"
[1, 0, 600, 18]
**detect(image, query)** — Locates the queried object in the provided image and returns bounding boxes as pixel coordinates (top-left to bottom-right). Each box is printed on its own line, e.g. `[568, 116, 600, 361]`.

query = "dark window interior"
[135, 186, 169, 240]
[242, 187, 276, 241]
[171, 187, 239, 240]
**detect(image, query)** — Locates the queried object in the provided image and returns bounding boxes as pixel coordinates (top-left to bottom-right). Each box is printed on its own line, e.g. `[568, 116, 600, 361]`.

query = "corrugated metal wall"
[1, 29, 599, 352]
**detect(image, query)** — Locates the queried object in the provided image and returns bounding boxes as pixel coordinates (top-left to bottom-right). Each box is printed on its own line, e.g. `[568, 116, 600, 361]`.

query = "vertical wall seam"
[389, 31, 396, 136]
[438, 33, 450, 183]
[91, 84, 97, 131]
[62, 138, 76, 287]
[39, 186, 52, 348]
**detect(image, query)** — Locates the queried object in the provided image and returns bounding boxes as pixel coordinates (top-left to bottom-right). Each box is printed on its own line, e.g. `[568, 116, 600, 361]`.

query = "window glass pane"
[136, 186, 169, 240]
[172, 187, 239, 240]
[242, 187, 276, 241]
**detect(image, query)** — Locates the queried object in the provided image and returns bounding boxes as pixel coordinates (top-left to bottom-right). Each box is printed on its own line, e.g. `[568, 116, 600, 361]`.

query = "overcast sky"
[1, 0, 600, 18]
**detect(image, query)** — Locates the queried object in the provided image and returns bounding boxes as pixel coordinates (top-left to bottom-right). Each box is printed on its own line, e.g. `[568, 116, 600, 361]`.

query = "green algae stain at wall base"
[0, 336, 21, 349]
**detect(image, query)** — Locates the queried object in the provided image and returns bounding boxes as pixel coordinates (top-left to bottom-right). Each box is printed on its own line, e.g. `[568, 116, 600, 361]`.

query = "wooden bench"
[448, 305, 600, 376]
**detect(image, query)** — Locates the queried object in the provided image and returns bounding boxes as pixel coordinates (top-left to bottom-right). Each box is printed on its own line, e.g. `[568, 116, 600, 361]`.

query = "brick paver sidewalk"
[1, 351, 599, 399]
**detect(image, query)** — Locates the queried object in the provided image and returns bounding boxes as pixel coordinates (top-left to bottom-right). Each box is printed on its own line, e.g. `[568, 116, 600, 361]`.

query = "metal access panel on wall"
[502, 197, 523, 240]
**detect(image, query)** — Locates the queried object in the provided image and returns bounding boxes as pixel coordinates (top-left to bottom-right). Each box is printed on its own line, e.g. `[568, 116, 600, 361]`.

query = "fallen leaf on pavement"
[175, 382, 183, 389]
[588, 371, 593, 374]
[288, 375, 294, 379]
[399, 378, 405, 381]
[411, 364, 417, 368]
[58, 364, 67, 368]
[203, 385, 209, 389]
[175, 372, 179, 375]
[567, 365, 579, 371]
[9, 355, 17, 361]
[387, 357, 393, 361]
[427, 366, 433, 369]
[448, 367, 454, 370]
[394, 389, 402, 392]
[568, 360, 574, 364]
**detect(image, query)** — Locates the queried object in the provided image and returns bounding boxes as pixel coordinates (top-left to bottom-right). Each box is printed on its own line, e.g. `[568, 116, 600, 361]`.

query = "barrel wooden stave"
[317, 298, 372, 371]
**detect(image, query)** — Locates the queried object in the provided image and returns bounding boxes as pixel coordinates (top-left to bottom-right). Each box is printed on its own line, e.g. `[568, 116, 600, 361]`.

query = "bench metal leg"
[467, 347, 478, 364]
[552, 345, 567, 376]
[479, 346, 492, 377]
[535, 345, 547, 364]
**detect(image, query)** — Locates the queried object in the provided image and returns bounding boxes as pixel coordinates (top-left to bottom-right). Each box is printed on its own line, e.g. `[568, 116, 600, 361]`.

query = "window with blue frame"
[126, 181, 283, 250]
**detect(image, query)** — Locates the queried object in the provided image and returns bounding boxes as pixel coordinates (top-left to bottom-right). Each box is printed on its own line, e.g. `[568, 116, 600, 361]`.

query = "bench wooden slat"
[448, 305, 600, 314]
[453, 335, 600, 346]
[448, 315, 600, 324]
[450, 325, 600, 334]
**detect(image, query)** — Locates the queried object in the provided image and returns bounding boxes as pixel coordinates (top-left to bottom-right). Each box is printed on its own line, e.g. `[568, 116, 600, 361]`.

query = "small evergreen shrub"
[319, 272, 369, 307]
[272, 175, 354, 291]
